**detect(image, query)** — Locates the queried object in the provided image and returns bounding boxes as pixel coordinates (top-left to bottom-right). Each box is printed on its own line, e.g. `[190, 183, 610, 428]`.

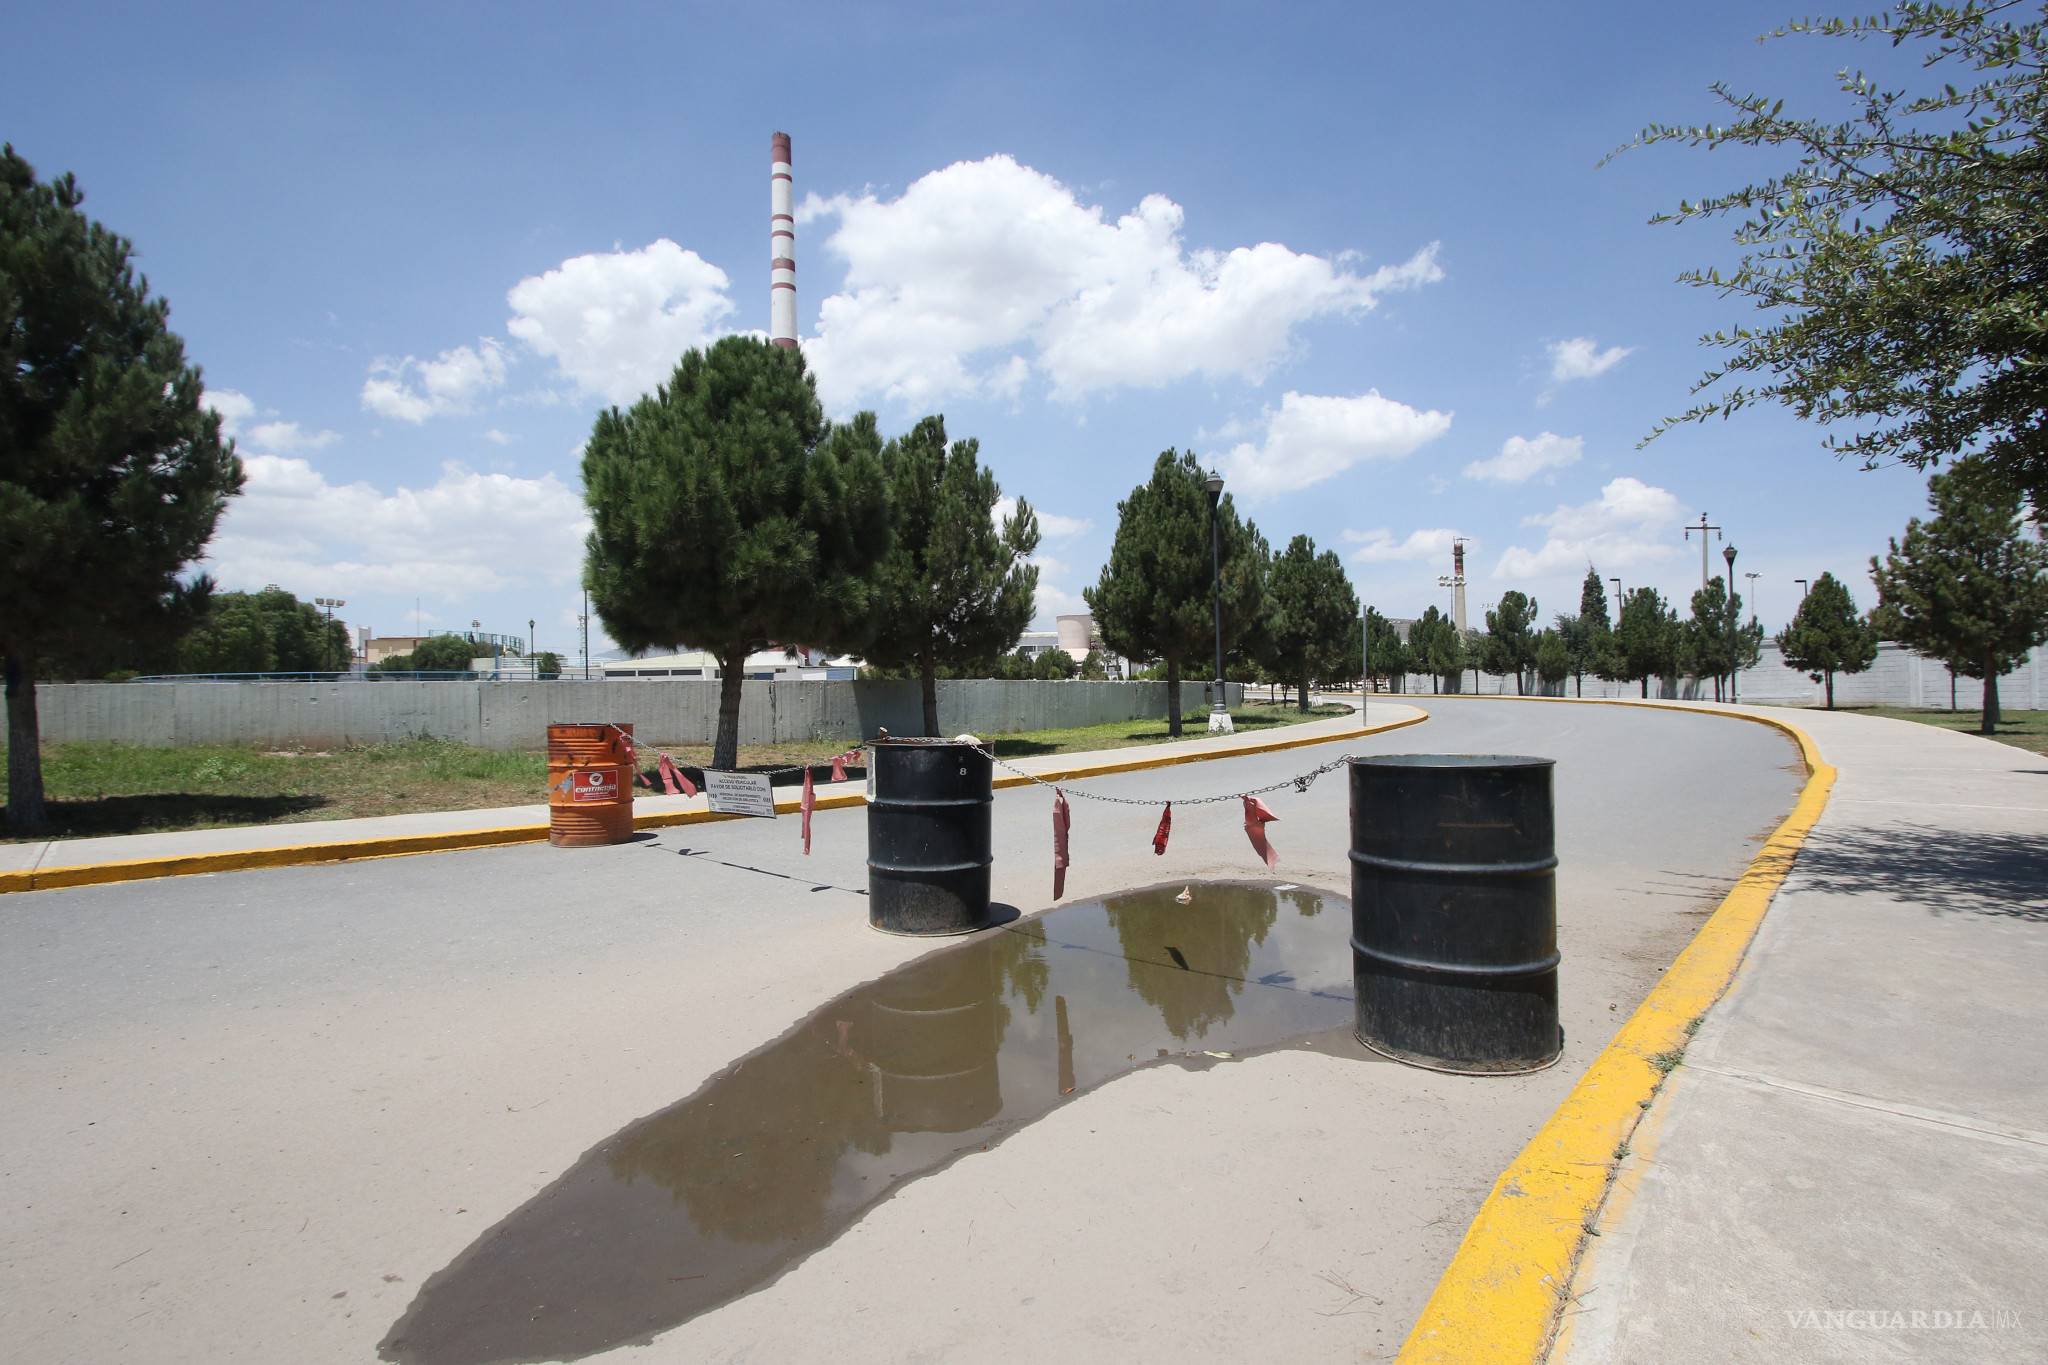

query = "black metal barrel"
[861, 950, 1003, 1132]
[1348, 754, 1561, 1073]
[866, 739, 994, 935]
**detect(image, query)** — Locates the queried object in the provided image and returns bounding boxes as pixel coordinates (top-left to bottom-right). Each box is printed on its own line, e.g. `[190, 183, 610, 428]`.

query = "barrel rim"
[869, 737, 983, 749]
[1348, 753, 1554, 770]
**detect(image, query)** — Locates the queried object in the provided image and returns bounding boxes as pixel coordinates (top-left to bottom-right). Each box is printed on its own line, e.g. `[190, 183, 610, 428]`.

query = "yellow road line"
[1394, 697, 1834, 1364]
[0, 709, 1425, 894]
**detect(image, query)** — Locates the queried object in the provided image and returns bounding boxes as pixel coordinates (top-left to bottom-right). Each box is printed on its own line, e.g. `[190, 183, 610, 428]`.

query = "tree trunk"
[1824, 669, 1836, 710]
[1949, 665, 1957, 711]
[1296, 670, 1310, 713]
[1983, 657, 2001, 734]
[713, 649, 746, 771]
[5, 653, 49, 832]
[1574, 671, 1582, 698]
[1639, 675, 1648, 698]
[1165, 655, 1184, 737]
[919, 657, 940, 737]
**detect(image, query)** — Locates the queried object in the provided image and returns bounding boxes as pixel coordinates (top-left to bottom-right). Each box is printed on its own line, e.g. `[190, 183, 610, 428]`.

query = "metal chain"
[623, 729, 1353, 808]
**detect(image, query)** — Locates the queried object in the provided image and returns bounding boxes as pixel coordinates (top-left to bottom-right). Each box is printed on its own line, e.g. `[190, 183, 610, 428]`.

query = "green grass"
[0, 701, 1351, 841]
[1785, 705, 2048, 757]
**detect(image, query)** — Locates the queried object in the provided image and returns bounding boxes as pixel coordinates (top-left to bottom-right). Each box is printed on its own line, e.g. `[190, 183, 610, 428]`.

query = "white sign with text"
[703, 769, 777, 818]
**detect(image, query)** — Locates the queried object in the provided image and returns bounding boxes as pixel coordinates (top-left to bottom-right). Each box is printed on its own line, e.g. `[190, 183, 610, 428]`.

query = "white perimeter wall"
[1393, 640, 2044, 707]
[32, 679, 1247, 751]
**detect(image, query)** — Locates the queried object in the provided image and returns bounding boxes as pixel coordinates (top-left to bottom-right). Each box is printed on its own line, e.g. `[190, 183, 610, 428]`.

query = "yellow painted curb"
[1393, 698, 1835, 1365]
[0, 708, 1426, 895]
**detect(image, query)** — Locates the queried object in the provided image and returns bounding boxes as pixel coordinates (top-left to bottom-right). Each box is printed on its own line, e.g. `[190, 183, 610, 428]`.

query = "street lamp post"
[1205, 470, 1232, 734]
[1744, 572, 1760, 627]
[1724, 544, 1740, 705]
[314, 597, 346, 672]
[1609, 577, 1623, 620]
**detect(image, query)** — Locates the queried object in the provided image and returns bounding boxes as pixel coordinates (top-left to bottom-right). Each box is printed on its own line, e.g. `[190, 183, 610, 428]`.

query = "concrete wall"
[32, 678, 1245, 750]
[1394, 641, 2045, 708]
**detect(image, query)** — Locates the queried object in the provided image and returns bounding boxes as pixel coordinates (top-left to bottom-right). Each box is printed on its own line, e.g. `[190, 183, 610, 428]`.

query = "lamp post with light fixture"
[1205, 470, 1232, 734]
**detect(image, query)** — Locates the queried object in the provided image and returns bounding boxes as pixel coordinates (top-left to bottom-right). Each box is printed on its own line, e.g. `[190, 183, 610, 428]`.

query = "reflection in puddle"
[382, 881, 1360, 1365]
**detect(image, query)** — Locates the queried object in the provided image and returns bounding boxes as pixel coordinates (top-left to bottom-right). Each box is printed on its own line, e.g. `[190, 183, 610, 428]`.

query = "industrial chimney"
[770, 132, 797, 348]
[1452, 539, 1469, 635]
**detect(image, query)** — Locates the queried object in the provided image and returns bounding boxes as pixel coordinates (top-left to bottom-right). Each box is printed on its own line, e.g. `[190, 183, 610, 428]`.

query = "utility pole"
[1682, 513, 1723, 593]
[1610, 577, 1623, 621]
[1744, 572, 1760, 627]
[1361, 602, 1370, 724]
[581, 589, 591, 681]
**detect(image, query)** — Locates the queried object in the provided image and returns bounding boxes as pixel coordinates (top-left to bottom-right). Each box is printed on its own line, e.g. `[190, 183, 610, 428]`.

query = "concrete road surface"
[0, 700, 1803, 1363]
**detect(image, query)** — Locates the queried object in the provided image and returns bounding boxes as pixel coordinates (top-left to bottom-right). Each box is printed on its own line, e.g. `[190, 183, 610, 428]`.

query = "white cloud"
[505, 239, 735, 406]
[1547, 336, 1632, 384]
[246, 420, 341, 454]
[1032, 580, 1089, 630]
[994, 495, 1092, 539]
[483, 428, 513, 445]
[204, 388, 257, 437]
[1494, 476, 1680, 578]
[799, 155, 1443, 411]
[1219, 390, 1453, 497]
[1344, 527, 1467, 565]
[1463, 431, 1582, 484]
[204, 454, 589, 600]
[362, 338, 510, 422]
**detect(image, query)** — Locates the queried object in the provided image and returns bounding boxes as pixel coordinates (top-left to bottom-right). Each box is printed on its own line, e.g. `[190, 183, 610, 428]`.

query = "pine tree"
[1556, 566, 1613, 696]
[2, 147, 243, 830]
[1776, 571, 1877, 710]
[580, 337, 886, 770]
[861, 415, 1039, 735]
[1365, 607, 1410, 693]
[1535, 628, 1570, 692]
[1412, 605, 1464, 693]
[1086, 450, 1266, 736]
[1481, 590, 1539, 694]
[1871, 460, 2048, 733]
[1614, 587, 1678, 698]
[1258, 534, 1359, 711]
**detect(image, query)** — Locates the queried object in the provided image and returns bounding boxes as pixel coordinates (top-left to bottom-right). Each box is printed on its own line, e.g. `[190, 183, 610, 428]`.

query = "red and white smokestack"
[770, 131, 797, 349]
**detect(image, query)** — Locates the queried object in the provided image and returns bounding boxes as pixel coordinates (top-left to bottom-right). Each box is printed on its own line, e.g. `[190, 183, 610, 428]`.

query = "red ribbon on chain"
[1152, 803, 1172, 856]
[830, 750, 850, 783]
[1052, 789, 1071, 898]
[657, 752, 697, 797]
[801, 767, 816, 854]
[1242, 795, 1280, 868]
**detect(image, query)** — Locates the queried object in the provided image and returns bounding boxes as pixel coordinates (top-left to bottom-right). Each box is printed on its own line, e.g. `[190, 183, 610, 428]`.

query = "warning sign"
[569, 768, 620, 803]
[704, 769, 777, 818]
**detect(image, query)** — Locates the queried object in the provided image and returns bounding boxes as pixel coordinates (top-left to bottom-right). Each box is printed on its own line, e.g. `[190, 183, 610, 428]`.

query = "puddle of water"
[382, 880, 1365, 1365]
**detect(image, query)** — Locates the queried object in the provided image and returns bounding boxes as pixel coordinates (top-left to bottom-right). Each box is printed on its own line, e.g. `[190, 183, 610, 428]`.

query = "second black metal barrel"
[866, 739, 994, 936]
[1348, 754, 1561, 1073]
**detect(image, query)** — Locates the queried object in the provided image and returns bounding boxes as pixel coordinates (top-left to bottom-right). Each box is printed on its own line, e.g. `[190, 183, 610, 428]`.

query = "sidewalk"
[0, 705, 1416, 892]
[1556, 707, 2048, 1363]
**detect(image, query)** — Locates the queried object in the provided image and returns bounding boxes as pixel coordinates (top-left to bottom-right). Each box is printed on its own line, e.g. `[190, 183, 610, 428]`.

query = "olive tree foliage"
[179, 588, 352, 674]
[1086, 450, 1266, 737]
[1, 146, 243, 830]
[1777, 570, 1879, 708]
[860, 415, 1039, 735]
[580, 337, 886, 770]
[1620, 2, 2048, 505]
[1257, 534, 1359, 711]
[1871, 458, 2048, 730]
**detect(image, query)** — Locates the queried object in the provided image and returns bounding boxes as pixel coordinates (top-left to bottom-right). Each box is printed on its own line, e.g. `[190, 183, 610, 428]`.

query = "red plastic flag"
[657, 752, 697, 797]
[830, 750, 850, 783]
[1242, 795, 1280, 868]
[1052, 789, 1072, 898]
[634, 765, 654, 789]
[1152, 803, 1172, 856]
[801, 766, 816, 855]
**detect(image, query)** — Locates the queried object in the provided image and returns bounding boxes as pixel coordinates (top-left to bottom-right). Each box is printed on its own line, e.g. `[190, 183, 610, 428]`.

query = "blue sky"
[9, 1, 1941, 660]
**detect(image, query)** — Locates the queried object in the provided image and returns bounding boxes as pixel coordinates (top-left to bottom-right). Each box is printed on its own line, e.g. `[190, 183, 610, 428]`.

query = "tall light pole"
[1723, 544, 1740, 705]
[1609, 577, 1623, 621]
[580, 589, 591, 681]
[528, 618, 535, 657]
[1744, 572, 1761, 627]
[1794, 577, 1810, 602]
[1683, 512, 1723, 593]
[1205, 470, 1232, 734]
[314, 597, 346, 671]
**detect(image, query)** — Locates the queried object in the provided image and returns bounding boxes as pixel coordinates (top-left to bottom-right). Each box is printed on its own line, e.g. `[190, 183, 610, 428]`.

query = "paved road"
[0, 700, 1803, 1363]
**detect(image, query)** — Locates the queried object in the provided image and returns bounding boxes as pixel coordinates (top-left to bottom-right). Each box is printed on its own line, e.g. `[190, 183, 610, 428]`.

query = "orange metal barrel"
[547, 722, 635, 847]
